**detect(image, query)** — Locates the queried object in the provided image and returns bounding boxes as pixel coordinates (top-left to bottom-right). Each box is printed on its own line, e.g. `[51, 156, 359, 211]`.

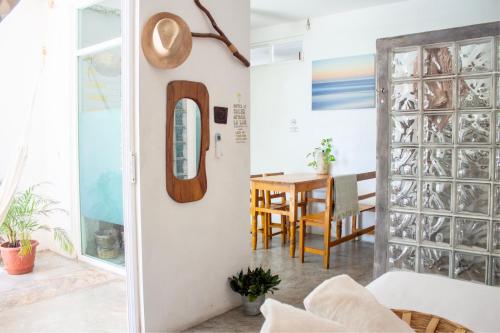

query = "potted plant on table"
[307, 138, 336, 175]
[228, 267, 280, 316]
[0, 185, 74, 275]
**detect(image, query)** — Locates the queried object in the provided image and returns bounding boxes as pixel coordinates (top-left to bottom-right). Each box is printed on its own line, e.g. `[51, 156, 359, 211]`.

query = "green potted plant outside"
[0, 184, 74, 275]
[307, 138, 336, 175]
[228, 267, 280, 316]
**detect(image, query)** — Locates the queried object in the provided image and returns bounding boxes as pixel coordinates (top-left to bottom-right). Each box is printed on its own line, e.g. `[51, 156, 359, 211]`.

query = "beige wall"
[136, 0, 250, 331]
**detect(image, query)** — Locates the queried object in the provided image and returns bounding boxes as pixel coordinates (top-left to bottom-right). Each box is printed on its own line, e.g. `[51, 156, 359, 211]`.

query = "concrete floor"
[186, 234, 374, 332]
[0, 251, 127, 333]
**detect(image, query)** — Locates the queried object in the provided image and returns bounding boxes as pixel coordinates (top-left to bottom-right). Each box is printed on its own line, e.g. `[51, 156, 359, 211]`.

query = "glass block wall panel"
[423, 114, 453, 144]
[421, 215, 451, 245]
[388, 244, 416, 271]
[392, 49, 419, 79]
[391, 82, 419, 111]
[423, 79, 454, 110]
[492, 222, 500, 252]
[458, 39, 492, 73]
[493, 257, 500, 286]
[495, 150, 500, 180]
[390, 179, 418, 209]
[456, 183, 490, 216]
[391, 148, 418, 176]
[422, 182, 452, 212]
[496, 76, 500, 108]
[495, 186, 500, 216]
[458, 113, 491, 144]
[391, 115, 418, 143]
[496, 113, 500, 143]
[423, 44, 454, 76]
[455, 218, 488, 251]
[422, 148, 453, 177]
[454, 252, 487, 283]
[387, 36, 499, 286]
[459, 76, 492, 109]
[420, 247, 450, 276]
[457, 148, 490, 180]
[389, 212, 417, 241]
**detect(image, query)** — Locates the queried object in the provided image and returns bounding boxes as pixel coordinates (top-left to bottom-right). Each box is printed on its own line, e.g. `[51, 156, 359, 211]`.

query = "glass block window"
[387, 37, 500, 286]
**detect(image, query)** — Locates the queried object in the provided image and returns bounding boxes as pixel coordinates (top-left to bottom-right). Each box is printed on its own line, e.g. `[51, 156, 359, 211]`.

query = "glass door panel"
[77, 1, 124, 266]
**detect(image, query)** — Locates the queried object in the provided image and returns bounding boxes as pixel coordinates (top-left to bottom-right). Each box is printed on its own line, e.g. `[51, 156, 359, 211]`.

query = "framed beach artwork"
[312, 54, 375, 110]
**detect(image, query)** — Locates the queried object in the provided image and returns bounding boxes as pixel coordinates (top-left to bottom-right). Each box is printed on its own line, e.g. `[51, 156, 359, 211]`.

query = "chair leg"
[351, 215, 358, 240]
[299, 219, 305, 263]
[269, 214, 273, 241]
[336, 219, 342, 240]
[280, 215, 287, 246]
[263, 213, 269, 249]
[251, 212, 258, 250]
[323, 221, 331, 269]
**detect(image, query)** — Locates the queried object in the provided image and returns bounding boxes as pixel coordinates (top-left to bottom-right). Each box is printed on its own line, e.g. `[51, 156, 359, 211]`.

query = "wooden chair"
[337, 171, 376, 240]
[250, 172, 308, 249]
[262, 172, 309, 249]
[299, 172, 376, 269]
[250, 173, 291, 249]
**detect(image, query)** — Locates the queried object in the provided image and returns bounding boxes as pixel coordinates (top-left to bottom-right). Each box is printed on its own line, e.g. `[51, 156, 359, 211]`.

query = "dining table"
[250, 173, 330, 257]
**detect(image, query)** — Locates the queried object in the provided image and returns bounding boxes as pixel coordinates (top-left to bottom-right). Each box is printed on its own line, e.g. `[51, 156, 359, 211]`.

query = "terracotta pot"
[0, 240, 39, 275]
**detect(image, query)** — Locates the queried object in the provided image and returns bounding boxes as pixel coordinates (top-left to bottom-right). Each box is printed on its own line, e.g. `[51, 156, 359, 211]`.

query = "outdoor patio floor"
[0, 251, 127, 333]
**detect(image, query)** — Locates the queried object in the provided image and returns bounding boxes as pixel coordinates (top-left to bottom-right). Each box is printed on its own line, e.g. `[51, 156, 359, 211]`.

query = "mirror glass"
[173, 98, 201, 180]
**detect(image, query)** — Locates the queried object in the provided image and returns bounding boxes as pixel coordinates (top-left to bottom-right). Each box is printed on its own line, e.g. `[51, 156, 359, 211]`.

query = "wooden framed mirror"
[166, 80, 209, 203]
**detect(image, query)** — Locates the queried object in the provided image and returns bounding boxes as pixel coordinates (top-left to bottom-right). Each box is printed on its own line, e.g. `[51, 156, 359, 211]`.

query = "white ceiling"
[251, 0, 407, 29]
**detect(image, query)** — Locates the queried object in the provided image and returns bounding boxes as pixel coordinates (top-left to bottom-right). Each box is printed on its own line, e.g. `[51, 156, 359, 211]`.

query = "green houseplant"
[228, 267, 280, 316]
[0, 184, 73, 275]
[307, 138, 336, 175]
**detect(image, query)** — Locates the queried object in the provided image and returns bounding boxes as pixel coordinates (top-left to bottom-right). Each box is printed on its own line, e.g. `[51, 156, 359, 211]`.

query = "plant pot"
[0, 240, 39, 275]
[314, 150, 330, 175]
[241, 294, 265, 316]
[95, 229, 118, 249]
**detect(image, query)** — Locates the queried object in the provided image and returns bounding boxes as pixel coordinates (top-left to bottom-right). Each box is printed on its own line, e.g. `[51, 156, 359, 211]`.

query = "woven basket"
[392, 309, 472, 333]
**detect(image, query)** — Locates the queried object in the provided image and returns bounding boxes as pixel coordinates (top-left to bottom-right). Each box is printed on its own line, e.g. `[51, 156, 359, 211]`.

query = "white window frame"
[250, 36, 304, 67]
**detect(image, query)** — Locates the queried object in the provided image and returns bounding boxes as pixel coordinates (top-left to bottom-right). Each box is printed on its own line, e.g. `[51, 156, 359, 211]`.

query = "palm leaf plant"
[228, 267, 280, 302]
[0, 184, 73, 257]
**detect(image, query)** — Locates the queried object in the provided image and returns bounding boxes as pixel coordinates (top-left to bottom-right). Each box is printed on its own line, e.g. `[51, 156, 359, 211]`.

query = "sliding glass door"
[77, 0, 124, 266]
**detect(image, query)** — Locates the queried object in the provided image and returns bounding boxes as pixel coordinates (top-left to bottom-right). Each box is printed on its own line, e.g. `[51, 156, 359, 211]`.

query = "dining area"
[249, 171, 376, 269]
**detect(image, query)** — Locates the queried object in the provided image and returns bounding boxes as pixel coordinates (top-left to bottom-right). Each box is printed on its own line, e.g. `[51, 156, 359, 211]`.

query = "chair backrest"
[356, 171, 376, 201]
[263, 172, 286, 200]
[324, 177, 334, 223]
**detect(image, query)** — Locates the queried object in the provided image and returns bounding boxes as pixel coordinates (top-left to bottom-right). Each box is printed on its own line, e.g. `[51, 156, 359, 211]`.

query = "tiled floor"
[0, 251, 127, 333]
[186, 234, 375, 332]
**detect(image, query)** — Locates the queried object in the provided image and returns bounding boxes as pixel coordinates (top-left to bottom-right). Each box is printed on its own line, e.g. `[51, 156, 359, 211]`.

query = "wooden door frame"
[374, 21, 500, 278]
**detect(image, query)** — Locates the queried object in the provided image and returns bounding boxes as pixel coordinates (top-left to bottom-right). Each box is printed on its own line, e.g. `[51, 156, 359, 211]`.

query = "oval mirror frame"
[166, 81, 209, 203]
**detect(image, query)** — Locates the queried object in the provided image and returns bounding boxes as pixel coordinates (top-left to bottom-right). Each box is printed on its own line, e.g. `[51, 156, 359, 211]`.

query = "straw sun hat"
[141, 12, 193, 69]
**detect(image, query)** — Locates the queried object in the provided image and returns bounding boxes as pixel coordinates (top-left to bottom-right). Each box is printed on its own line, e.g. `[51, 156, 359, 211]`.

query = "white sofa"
[260, 272, 500, 333]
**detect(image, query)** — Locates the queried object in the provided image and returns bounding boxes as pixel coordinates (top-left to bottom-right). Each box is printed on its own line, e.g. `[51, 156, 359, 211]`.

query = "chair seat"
[301, 212, 326, 223]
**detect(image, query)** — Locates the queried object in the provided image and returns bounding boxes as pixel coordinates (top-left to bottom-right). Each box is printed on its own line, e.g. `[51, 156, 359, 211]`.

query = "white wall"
[0, 0, 74, 254]
[136, 0, 250, 331]
[250, 0, 499, 178]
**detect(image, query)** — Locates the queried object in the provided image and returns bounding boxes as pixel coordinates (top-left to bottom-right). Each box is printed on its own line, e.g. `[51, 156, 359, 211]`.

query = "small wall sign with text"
[233, 102, 247, 144]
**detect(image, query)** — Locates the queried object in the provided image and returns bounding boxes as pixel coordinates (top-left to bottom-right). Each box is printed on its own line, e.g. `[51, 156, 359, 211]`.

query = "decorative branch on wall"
[141, 1, 249, 69]
[191, 0, 250, 67]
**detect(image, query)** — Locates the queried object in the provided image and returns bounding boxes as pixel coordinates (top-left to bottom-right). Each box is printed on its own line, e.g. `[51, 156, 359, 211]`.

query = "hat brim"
[141, 12, 193, 69]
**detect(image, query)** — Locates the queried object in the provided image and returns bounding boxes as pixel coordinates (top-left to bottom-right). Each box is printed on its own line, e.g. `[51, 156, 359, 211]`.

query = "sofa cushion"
[304, 274, 413, 332]
[260, 299, 347, 333]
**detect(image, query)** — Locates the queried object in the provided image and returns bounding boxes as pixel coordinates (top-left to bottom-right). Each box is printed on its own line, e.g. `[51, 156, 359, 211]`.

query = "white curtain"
[0, 51, 44, 225]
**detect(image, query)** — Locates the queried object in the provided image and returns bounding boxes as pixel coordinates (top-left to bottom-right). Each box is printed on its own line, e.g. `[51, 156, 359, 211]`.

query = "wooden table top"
[250, 173, 329, 185]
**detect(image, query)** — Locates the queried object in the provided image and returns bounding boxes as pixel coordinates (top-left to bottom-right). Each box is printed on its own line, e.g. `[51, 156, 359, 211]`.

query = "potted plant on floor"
[228, 267, 280, 316]
[0, 185, 73, 275]
[307, 138, 336, 175]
